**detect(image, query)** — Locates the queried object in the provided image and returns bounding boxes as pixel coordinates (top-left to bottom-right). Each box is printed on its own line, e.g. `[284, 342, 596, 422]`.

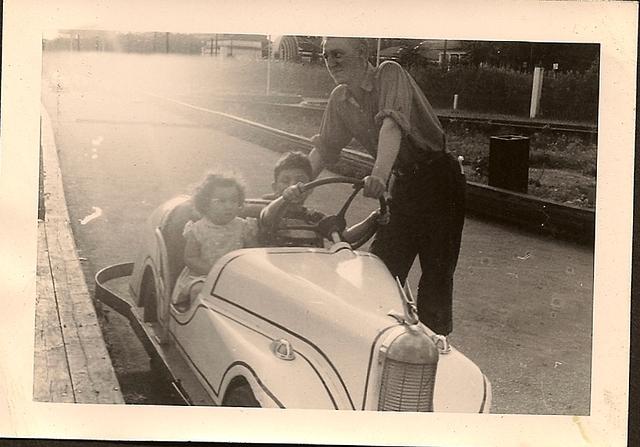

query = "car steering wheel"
[262, 176, 388, 249]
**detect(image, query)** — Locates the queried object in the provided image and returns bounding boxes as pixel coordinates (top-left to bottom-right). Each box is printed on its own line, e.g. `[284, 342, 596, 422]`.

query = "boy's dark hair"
[273, 151, 313, 181]
[192, 172, 246, 215]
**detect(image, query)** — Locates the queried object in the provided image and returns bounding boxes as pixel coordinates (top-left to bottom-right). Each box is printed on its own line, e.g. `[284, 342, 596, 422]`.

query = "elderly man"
[288, 37, 466, 339]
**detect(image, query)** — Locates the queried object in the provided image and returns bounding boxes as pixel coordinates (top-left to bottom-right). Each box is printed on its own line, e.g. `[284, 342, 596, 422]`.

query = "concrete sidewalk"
[33, 106, 123, 404]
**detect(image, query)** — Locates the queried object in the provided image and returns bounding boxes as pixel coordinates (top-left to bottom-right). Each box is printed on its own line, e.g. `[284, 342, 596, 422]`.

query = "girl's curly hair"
[192, 171, 246, 216]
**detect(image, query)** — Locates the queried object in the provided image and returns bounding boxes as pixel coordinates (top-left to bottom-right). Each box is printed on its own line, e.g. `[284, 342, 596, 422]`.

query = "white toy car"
[96, 176, 491, 411]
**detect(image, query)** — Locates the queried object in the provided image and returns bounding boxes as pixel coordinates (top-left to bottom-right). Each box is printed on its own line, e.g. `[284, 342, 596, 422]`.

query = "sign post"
[529, 67, 544, 118]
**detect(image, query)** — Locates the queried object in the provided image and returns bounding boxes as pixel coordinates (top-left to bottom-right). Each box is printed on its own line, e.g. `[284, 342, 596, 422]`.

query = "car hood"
[212, 247, 403, 329]
[209, 247, 403, 408]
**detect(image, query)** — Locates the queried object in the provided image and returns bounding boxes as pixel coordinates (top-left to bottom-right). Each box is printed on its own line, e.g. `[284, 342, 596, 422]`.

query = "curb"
[274, 98, 598, 135]
[34, 105, 124, 404]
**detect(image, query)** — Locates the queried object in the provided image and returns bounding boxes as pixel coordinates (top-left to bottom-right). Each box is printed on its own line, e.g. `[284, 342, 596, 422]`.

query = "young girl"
[172, 172, 258, 308]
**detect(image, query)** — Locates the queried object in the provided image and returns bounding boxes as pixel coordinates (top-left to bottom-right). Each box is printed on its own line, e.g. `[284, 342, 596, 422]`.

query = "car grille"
[378, 358, 437, 411]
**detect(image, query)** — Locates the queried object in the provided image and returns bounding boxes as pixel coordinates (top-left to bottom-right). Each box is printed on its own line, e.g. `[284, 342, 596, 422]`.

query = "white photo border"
[0, 0, 636, 445]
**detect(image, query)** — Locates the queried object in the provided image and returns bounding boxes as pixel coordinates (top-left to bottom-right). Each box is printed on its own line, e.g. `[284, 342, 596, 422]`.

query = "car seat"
[160, 198, 199, 295]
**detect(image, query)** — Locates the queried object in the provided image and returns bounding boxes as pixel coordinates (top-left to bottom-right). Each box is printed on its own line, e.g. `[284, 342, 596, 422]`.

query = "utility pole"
[442, 39, 448, 70]
[215, 34, 219, 55]
[266, 35, 272, 96]
[529, 43, 534, 73]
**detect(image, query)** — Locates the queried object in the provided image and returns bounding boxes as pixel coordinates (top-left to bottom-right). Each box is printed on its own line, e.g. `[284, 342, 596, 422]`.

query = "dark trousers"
[370, 153, 466, 335]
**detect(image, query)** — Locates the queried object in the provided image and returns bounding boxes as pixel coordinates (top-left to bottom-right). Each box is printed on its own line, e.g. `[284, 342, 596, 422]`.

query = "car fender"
[130, 234, 171, 321]
[130, 248, 157, 307]
[130, 257, 157, 307]
[152, 227, 171, 324]
[130, 235, 165, 307]
[171, 303, 339, 410]
[433, 347, 492, 413]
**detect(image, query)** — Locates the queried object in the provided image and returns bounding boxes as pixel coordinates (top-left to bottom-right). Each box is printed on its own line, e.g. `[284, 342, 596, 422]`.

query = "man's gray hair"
[322, 36, 370, 57]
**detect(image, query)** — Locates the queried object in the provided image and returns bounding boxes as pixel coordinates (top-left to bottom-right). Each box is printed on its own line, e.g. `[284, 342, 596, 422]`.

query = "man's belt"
[392, 151, 447, 177]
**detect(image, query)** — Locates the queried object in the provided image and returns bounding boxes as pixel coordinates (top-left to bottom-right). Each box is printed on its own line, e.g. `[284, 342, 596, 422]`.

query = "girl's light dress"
[171, 216, 258, 305]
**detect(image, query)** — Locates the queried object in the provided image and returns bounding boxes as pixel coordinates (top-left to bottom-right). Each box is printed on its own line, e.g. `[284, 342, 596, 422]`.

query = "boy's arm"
[184, 233, 210, 276]
[342, 210, 381, 244]
[259, 197, 288, 230]
[261, 183, 321, 228]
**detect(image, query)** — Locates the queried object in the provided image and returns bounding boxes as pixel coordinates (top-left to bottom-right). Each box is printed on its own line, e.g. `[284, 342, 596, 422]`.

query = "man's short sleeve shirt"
[311, 61, 445, 169]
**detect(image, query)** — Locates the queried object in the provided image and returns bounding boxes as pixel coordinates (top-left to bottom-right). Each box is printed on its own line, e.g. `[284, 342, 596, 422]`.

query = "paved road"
[41, 51, 594, 414]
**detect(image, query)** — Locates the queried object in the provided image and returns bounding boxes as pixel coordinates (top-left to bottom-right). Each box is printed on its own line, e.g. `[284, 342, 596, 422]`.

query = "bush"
[540, 64, 599, 121]
[408, 64, 598, 123]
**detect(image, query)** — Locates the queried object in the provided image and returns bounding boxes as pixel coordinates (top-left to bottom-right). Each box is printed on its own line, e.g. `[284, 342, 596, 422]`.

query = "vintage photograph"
[37, 30, 597, 415]
[1, 1, 636, 446]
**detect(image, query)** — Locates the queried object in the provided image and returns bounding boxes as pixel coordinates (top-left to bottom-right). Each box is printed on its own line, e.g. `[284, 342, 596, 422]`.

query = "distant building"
[378, 39, 467, 67]
[199, 34, 264, 58]
[410, 40, 467, 66]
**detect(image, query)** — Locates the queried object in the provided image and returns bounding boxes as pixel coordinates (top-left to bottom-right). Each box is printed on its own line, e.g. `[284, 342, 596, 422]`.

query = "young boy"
[263, 151, 387, 247]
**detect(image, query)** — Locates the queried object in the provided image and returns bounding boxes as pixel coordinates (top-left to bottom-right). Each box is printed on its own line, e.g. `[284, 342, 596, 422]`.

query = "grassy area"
[443, 123, 596, 207]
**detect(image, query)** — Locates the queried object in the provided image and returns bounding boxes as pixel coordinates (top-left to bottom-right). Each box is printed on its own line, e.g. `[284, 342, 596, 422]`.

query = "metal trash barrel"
[489, 135, 530, 193]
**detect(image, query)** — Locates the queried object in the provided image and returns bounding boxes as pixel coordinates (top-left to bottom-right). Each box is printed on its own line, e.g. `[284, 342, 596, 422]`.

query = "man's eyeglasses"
[322, 50, 348, 61]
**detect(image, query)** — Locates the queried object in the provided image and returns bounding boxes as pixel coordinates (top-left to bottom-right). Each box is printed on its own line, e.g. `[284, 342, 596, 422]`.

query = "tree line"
[44, 32, 598, 74]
